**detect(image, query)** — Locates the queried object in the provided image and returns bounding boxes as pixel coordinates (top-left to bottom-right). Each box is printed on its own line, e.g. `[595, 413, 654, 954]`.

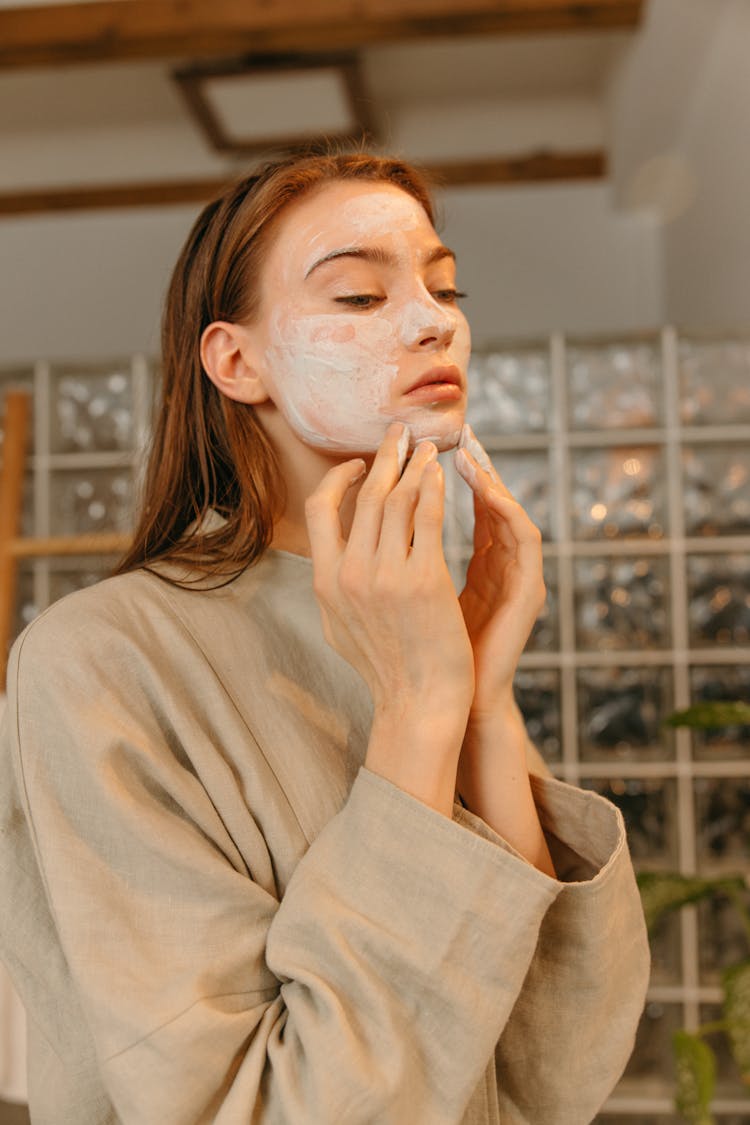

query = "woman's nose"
[400, 299, 456, 351]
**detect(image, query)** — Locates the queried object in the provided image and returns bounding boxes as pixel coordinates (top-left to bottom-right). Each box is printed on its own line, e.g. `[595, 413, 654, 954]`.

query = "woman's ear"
[200, 321, 269, 405]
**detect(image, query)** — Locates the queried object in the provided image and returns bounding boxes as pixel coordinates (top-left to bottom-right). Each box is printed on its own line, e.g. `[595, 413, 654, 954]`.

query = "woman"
[0, 152, 649, 1124]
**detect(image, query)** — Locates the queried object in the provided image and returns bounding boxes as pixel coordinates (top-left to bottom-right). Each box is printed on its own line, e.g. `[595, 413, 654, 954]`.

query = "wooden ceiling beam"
[0, 179, 229, 217]
[0, 152, 606, 217]
[0, 1, 643, 69]
[429, 151, 606, 187]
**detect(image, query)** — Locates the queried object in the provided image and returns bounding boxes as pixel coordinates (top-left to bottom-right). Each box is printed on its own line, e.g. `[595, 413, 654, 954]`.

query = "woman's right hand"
[305, 422, 475, 814]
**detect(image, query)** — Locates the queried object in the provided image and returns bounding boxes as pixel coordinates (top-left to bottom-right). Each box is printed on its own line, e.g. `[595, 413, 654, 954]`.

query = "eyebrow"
[304, 243, 456, 280]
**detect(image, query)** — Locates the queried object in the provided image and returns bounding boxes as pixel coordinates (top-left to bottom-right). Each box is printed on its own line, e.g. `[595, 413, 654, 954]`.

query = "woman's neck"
[270, 518, 314, 557]
[257, 403, 367, 558]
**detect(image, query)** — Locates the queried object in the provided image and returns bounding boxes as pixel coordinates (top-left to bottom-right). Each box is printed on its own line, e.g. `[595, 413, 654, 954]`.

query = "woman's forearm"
[457, 696, 556, 877]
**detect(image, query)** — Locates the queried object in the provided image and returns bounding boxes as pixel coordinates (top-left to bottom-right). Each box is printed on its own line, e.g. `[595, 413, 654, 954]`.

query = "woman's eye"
[433, 288, 468, 303]
[334, 295, 384, 309]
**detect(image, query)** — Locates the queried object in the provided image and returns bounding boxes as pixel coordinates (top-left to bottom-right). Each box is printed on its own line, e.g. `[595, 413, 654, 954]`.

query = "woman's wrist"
[465, 685, 524, 739]
[365, 702, 469, 818]
[457, 692, 529, 814]
[456, 694, 557, 876]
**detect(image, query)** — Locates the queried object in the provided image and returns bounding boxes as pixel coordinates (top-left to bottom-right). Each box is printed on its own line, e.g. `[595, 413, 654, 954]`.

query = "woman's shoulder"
[17, 568, 163, 644]
[10, 549, 313, 688]
[10, 567, 207, 678]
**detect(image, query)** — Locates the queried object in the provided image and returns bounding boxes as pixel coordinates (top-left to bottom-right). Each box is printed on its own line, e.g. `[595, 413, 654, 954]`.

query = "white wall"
[443, 181, 663, 344]
[608, 0, 750, 332]
[0, 180, 664, 365]
[390, 96, 605, 162]
[661, 0, 750, 329]
[0, 206, 197, 363]
[607, 0, 720, 210]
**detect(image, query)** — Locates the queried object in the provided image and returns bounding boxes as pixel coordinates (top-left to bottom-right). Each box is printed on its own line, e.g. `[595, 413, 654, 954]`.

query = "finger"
[459, 448, 541, 563]
[378, 440, 438, 560]
[456, 447, 511, 553]
[457, 444, 527, 546]
[347, 422, 410, 559]
[458, 422, 495, 473]
[482, 492, 543, 572]
[455, 443, 513, 501]
[411, 459, 445, 563]
[305, 458, 367, 576]
[456, 423, 497, 473]
[456, 424, 514, 500]
[471, 488, 495, 554]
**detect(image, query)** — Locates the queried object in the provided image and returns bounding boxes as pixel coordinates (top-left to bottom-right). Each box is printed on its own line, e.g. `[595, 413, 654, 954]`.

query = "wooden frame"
[0, 179, 233, 217]
[0, 389, 130, 686]
[0, 1, 644, 70]
[428, 151, 607, 186]
[0, 391, 31, 687]
[0, 0, 634, 216]
[0, 151, 606, 217]
[174, 53, 377, 156]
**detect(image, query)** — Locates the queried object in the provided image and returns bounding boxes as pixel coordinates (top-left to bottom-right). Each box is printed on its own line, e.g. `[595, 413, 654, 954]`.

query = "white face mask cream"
[257, 184, 471, 455]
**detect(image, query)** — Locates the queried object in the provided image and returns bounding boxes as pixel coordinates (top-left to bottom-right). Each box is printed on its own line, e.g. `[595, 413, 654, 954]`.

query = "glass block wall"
[0, 358, 152, 635]
[2, 330, 749, 1120]
[445, 329, 750, 1123]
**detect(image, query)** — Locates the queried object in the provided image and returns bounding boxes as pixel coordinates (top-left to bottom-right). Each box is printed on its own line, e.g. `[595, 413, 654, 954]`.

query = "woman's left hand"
[453, 426, 556, 875]
[454, 424, 547, 721]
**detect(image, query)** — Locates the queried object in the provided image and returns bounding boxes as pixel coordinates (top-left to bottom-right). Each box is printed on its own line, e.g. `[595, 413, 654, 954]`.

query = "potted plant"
[636, 701, 750, 1124]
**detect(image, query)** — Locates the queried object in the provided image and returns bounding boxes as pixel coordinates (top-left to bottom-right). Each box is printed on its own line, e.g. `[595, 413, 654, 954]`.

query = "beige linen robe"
[0, 548, 650, 1124]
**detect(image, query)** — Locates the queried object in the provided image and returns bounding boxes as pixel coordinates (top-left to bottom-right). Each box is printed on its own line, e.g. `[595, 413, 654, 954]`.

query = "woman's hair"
[114, 149, 436, 585]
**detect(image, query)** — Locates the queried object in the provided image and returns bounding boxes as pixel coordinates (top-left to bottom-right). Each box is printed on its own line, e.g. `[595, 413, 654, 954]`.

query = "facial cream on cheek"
[265, 311, 402, 452]
[310, 323, 356, 345]
[265, 299, 471, 454]
[263, 189, 472, 453]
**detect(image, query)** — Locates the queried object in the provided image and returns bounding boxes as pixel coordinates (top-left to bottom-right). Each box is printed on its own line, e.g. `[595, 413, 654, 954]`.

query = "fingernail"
[454, 446, 478, 489]
[415, 439, 438, 462]
[349, 459, 367, 484]
[459, 423, 493, 475]
[396, 424, 410, 475]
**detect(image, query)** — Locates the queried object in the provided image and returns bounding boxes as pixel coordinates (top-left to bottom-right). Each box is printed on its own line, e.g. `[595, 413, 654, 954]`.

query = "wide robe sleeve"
[456, 766, 651, 1125]
[4, 596, 577, 1125]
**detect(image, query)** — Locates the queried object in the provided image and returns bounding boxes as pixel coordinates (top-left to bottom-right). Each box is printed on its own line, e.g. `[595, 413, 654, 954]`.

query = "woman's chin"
[401, 406, 466, 451]
[294, 404, 466, 458]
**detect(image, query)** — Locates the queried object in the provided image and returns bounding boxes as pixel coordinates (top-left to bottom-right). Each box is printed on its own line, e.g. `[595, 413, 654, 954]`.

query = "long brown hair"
[115, 150, 436, 586]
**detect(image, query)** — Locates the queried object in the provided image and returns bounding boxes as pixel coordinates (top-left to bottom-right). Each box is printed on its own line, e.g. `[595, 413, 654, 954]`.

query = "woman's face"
[250, 179, 471, 455]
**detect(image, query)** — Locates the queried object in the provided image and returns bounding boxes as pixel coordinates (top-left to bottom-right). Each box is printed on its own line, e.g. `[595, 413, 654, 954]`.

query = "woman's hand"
[305, 422, 475, 814]
[454, 424, 546, 721]
[453, 425, 555, 873]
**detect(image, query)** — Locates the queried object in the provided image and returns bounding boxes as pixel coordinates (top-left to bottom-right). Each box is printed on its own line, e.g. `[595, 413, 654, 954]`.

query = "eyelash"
[334, 289, 467, 309]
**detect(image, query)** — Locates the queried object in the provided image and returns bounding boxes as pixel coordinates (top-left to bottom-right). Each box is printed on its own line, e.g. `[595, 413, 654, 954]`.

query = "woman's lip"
[402, 382, 464, 403]
[404, 366, 464, 397]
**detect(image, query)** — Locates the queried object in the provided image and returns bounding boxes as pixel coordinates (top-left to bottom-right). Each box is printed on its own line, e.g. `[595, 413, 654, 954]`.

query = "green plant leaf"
[673, 1030, 716, 1124]
[664, 701, 750, 729]
[637, 872, 746, 934]
[723, 958, 750, 1085]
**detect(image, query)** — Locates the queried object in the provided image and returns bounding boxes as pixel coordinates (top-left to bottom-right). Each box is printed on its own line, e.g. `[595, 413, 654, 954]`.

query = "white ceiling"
[0, 62, 189, 133]
[0, 32, 631, 130]
[363, 32, 630, 103]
